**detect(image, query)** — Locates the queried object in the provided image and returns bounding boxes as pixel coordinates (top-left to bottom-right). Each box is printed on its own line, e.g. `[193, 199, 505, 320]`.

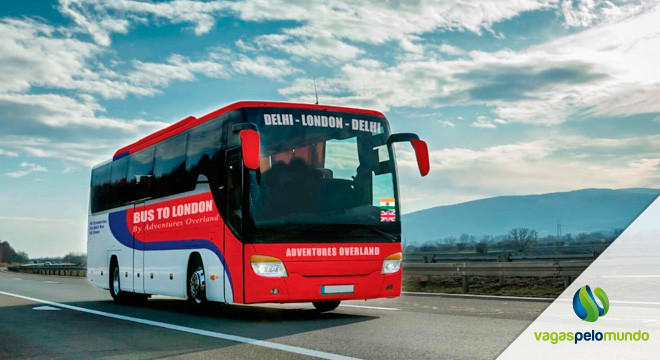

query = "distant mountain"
[402, 188, 660, 245]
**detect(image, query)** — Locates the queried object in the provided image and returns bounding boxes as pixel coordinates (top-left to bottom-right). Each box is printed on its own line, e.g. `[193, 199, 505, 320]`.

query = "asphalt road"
[0, 270, 549, 360]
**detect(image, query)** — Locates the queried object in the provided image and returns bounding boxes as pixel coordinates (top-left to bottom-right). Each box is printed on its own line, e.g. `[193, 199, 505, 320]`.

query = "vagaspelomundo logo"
[534, 285, 650, 344]
[573, 285, 609, 322]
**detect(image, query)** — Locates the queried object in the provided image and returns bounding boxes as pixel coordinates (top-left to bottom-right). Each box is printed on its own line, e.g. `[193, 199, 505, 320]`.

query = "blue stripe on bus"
[113, 150, 129, 161]
[108, 210, 233, 294]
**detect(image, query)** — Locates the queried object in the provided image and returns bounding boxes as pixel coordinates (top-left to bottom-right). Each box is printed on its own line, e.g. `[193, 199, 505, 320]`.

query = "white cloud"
[437, 44, 467, 57]
[0, 136, 117, 167]
[233, 56, 299, 79]
[232, 0, 560, 61]
[409, 134, 660, 171]
[232, 0, 557, 42]
[0, 10, 303, 175]
[129, 54, 229, 89]
[0, 16, 297, 103]
[395, 134, 660, 211]
[427, 140, 556, 169]
[57, 0, 558, 61]
[0, 93, 168, 131]
[281, 3, 660, 125]
[6, 162, 47, 178]
[0, 148, 19, 157]
[560, 0, 652, 28]
[0, 14, 302, 154]
[0, 215, 76, 224]
[58, 0, 229, 46]
[0, 18, 101, 94]
[471, 116, 508, 129]
[250, 30, 363, 63]
[0, 17, 188, 99]
[209, 51, 299, 79]
[437, 120, 456, 128]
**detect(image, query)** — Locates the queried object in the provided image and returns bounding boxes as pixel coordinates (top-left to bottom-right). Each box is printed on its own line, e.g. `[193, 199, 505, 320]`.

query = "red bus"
[87, 101, 428, 312]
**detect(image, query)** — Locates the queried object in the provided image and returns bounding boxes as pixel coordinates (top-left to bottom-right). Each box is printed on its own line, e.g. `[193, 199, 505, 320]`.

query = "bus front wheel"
[313, 301, 340, 312]
[187, 257, 207, 307]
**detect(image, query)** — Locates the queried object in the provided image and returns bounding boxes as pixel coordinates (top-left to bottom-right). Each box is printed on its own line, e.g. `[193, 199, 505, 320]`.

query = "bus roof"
[113, 101, 386, 160]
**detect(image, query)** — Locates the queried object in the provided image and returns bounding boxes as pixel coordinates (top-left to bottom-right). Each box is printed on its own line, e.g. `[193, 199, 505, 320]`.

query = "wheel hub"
[189, 269, 205, 300]
[113, 268, 120, 295]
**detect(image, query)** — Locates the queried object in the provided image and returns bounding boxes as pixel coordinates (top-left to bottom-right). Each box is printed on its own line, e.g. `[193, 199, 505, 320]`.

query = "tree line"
[0, 240, 29, 264]
[406, 228, 623, 254]
[0, 239, 86, 266]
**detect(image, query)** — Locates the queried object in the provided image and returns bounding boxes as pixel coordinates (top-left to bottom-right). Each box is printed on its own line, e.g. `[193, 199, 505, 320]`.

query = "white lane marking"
[0, 290, 360, 360]
[12, 278, 22, 281]
[339, 304, 399, 311]
[33, 305, 60, 311]
[601, 275, 660, 278]
[44, 281, 60, 284]
[611, 300, 660, 306]
[402, 291, 554, 302]
[554, 298, 660, 306]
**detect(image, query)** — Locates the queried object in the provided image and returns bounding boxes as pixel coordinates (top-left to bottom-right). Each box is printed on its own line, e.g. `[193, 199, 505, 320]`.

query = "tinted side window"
[186, 117, 223, 183]
[91, 164, 111, 213]
[153, 133, 192, 198]
[127, 148, 155, 201]
[108, 157, 129, 208]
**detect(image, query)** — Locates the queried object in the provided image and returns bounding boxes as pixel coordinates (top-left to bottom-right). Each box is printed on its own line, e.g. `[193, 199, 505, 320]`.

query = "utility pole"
[557, 220, 562, 237]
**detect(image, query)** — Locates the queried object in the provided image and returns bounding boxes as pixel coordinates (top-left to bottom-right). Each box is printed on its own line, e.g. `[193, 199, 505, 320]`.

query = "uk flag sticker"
[380, 210, 396, 222]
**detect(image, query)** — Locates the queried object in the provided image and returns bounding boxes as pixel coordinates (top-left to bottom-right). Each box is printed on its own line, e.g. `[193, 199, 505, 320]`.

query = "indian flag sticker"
[380, 198, 395, 210]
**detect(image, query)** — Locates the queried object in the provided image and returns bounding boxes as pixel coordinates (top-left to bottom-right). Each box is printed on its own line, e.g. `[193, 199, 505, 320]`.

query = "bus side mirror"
[239, 129, 261, 170]
[387, 133, 430, 177]
[410, 139, 429, 177]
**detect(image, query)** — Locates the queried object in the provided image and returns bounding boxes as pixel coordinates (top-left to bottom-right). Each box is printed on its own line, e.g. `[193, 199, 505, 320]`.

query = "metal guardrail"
[8, 265, 86, 277]
[402, 260, 590, 292]
[403, 253, 597, 263]
[403, 260, 590, 277]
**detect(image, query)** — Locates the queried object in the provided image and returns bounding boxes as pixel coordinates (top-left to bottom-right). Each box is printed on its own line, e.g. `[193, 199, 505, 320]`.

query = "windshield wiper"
[352, 224, 399, 241]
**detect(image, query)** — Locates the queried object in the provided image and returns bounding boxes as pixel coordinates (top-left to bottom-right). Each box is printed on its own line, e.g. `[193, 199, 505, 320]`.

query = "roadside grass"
[403, 276, 565, 298]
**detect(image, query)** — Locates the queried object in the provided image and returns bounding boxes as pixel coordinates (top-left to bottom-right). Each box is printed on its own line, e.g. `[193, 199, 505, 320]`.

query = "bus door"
[132, 199, 147, 294]
[224, 148, 244, 302]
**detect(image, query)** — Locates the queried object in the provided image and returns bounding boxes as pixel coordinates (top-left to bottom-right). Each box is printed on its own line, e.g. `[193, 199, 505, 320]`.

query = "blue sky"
[1, 0, 659, 257]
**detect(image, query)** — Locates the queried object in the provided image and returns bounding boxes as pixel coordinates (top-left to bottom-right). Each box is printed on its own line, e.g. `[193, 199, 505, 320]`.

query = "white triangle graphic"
[498, 196, 660, 359]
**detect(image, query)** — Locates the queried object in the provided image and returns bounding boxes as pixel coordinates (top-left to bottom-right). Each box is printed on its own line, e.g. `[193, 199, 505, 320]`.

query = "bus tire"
[109, 258, 128, 304]
[313, 301, 340, 312]
[187, 256, 207, 308]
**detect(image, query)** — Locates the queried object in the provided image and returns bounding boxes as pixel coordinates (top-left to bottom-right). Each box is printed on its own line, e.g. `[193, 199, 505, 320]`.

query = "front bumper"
[244, 267, 401, 303]
[243, 242, 402, 304]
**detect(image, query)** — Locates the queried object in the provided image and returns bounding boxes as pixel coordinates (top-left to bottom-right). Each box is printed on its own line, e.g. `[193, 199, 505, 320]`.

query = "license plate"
[321, 285, 354, 295]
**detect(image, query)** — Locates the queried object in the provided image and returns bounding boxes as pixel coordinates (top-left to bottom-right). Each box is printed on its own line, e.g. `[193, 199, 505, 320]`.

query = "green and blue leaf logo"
[573, 285, 609, 322]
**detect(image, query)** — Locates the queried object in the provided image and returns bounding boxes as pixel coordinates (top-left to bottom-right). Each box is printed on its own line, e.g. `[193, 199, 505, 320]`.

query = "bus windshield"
[245, 108, 400, 243]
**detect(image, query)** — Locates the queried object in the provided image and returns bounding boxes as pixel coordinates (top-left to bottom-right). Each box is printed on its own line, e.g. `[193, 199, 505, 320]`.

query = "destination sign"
[262, 113, 383, 134]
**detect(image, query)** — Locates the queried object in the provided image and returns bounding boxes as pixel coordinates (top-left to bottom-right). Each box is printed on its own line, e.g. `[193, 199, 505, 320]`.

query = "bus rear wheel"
[187, 257, 207, 308]
[313, 301, 340, 312]
[109, 259, 127, 303]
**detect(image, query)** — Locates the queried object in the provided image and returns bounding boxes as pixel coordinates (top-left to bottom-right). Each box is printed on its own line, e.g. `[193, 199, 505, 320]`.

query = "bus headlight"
[381, 252, 402, 274]
[250, 255, 288, 277]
